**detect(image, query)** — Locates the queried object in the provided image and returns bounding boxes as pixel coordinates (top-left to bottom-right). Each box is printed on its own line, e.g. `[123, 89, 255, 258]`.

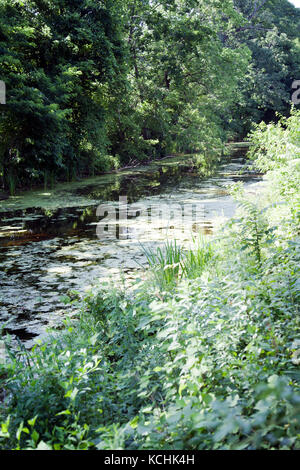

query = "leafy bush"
[248, 108, 300, 173]
[0, 111, 299, 450]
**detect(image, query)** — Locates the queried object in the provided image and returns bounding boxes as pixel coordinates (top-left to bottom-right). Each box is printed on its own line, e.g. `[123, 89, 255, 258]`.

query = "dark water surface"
[0, 153, 262, 347]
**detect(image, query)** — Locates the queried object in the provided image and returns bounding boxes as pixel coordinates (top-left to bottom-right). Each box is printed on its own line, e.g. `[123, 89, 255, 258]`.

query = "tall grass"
[142, 239, 183, 288]
[181, 234, 213, 278]
[141, 235, 213, 289]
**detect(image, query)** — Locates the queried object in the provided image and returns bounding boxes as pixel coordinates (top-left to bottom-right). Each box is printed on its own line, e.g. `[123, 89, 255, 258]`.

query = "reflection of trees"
[2, 160, 202, 244]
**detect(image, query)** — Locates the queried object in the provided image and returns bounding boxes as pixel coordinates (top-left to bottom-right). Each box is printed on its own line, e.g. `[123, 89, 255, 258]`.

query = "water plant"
[141, 239, 183, 288]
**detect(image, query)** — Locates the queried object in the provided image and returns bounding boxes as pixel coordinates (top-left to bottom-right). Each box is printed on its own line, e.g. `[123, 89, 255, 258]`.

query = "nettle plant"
[227, 184, 272, 269]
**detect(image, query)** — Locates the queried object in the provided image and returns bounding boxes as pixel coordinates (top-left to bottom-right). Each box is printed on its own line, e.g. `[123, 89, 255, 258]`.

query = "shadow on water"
[0, 159, 198, 246]
[0, 152, 262, 346]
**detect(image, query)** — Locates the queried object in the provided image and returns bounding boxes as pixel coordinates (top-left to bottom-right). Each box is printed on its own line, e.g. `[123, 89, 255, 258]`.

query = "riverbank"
[0, 115, 299, 450]
[0, 143, 250, 206]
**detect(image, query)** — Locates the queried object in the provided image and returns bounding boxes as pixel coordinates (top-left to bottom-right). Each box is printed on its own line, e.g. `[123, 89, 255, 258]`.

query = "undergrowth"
[0, 110, 299, 450]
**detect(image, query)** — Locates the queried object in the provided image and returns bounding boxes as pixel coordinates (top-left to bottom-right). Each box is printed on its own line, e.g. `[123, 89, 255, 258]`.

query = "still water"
[0, 152, 262, 347]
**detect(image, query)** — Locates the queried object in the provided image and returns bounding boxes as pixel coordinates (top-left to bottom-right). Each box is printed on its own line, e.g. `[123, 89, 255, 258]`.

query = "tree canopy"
[0, 0, 299, 192]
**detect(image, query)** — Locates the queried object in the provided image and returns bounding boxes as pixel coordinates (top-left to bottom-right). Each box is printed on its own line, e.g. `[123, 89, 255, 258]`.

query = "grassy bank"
[0, 111, 299, 450]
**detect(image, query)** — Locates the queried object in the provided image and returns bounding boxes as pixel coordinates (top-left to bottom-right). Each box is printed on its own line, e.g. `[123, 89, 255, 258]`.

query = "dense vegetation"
[0, 110, 299, 450]
[0, 0, 299, 193]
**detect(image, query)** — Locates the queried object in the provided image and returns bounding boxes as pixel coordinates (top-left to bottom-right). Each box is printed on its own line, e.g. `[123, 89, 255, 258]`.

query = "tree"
[108, 0, 250, 163]
[0, 0, 298, 191]
[0, 0, 127, 191]
[225, 0, 300, 136]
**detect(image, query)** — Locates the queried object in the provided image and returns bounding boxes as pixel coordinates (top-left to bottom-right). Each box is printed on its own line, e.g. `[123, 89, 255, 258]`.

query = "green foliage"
[141, 240, 183, 289]
[227, 0, 300, 137]
[181, 234, 214, 279]
[0, 2, 300, 452]
[1, 113, 300, 450]
[141, 235, 214, 289]
[0, 0, 126, 191]
[248, 108, 300, 172]
[114, 0, 250, 159]
[1, 0, 299, 190]
[230, 198, 268, 267]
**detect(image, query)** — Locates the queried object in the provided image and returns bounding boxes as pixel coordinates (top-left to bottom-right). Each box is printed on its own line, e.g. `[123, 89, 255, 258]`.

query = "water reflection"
[0, 153, 262, 346]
